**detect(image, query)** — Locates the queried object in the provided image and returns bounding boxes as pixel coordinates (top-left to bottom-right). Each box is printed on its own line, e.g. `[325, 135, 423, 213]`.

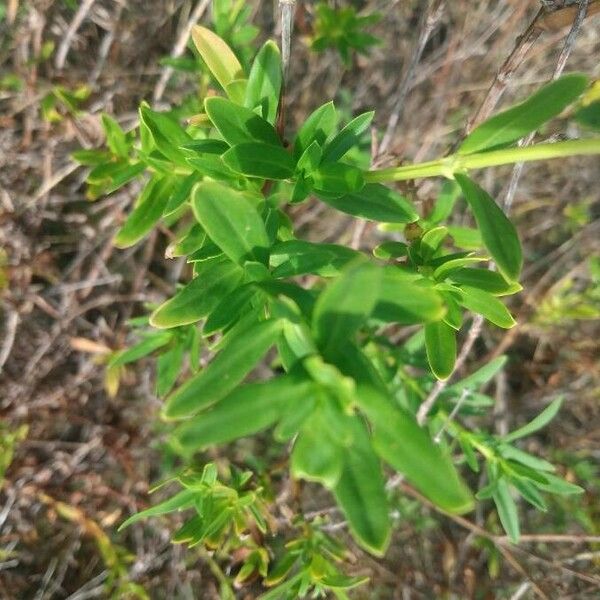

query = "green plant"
[0, 422, 27, 487]
[78, 21, 600, 595]
[311, 3, 381, 66]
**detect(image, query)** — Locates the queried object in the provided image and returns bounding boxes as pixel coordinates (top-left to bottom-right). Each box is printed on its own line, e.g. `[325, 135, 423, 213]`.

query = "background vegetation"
[1, 1, 599, 598]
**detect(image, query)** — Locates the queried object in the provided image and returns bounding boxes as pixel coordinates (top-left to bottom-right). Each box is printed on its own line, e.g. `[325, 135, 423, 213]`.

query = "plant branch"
[366, 139, 600, 183]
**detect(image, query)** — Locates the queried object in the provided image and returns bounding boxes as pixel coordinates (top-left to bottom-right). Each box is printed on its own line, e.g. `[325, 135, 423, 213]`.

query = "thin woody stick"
[276, 1, 296, 141]
[379, 0, 445, 155]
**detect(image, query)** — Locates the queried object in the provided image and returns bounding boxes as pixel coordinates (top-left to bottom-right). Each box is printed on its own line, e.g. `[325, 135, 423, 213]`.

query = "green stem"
[366, 139, 600, 183]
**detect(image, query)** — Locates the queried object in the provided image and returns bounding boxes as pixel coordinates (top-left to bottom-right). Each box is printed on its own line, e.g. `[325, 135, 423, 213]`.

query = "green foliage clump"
[75, 17, 600, 595]
[311, 3, 381, 66]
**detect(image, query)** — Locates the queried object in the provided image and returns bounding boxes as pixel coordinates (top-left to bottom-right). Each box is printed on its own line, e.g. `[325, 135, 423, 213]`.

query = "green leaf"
[163, 173, 199, 217]
[294, 101, 337, 160]
[205, 96, 280, 146]
[71, 148, 112, 166]
[109, 331, 173, 368]
[374, 268, 446, 324]
[322, 111, 374, 163]
[447, 226, 482, 250]
[449, 268, 522, 296]
[139, 104, 191, 166]
[459, 74, 588, 154]
[150, 258, 243, 328]
[203, 284, 261, 335]
[432, 256, 487, 280]
[510, 477, 547, 511]
[164, 319, 282, 418]
[332, 419, 391, 556]
[313, 259, 382, 355]
[191, 25, 244, 92]
[575, 100, 600, 130]
[166, 224, 206, 259]
[534, 472, 583, 496]
[225, 78, 247, 105]
[503, 398, 563, 443]
[425, 320, 456, 380]
[101, 114, 129, 158]
[446, 356, 508, 393]
[192, 181, 270, 266]
[458, 286, 516, 329]
[498, 445, 555, 473]
[185, 154, 238, 182]
[291, 407, 344, 488]
[420, 226, 449, 262]
[270, 240, 360, 278]
[319, 183, 417, 223]
[455, 174, 523, 282]
[441, 292, 463, 330]
[119, 489, 196, 531]
[114, 177, 172, 248]
[492, 479, 520, 543]
[353, 381, 474, 514]
[222, 142, 294, 179]
[174, 376, 314, 451]
[181, 139, 229, 155]
[311, 163, 364, 195]
[296, 141, 323, 175]
[156, 342, 185, 397]
[428, 180, 461, 224]
[245, 40, 282, 123]
[373, 241, 408, 260]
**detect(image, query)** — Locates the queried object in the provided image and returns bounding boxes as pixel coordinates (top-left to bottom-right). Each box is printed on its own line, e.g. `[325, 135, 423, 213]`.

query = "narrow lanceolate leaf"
[101, 114, 129, 158]
[319, 183, 418, 223]
[191, 25, 244, 92]
[459, 286, 516, 329]
[114, 177, 172, 248]
[332, 419, 391, 556]
[109, 331, 173, 368]
[374, 267, 446, 324]
[446, 356, 508, 394]
[322, 111, 374, 163]
[192, 181, 270, 266]
[150, 258, 243, 328]
[222, 143, 294, 179]
[459, 73, 588, 154]
[425, 320, 456, 380]
[139, 104, 191, 166]
[503, 397, 563, 443]
[204, 96, 280, 147]
[455, 174, 522, 282]
[313, 259, 382, 355]
[119, 489, 196, 531]
[245, 40, 282, 123]
[270, 239, 360, 278]
[293, 101, 337, 160]
[493, 479, 520, 543]
[310, 163, 364, 196]
[164, 319, 282, 419]
[356, 385, 473, 513]
[449, 268, 522, 296]
[203, 284, 260, 335]
[174, 376, 315, 451]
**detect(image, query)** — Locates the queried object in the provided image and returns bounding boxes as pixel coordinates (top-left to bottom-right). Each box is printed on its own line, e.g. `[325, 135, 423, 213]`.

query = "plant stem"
[366, 138, 600, 183]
